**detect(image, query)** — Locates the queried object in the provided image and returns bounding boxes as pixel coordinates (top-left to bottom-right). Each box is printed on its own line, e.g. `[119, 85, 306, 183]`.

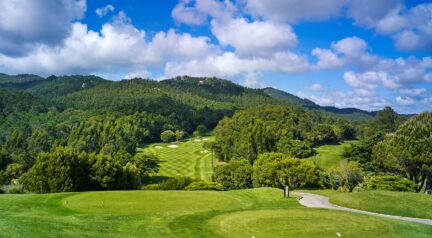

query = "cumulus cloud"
[211, 18, 297, 56]
[246, 0, 347, 23]
[95, 4, 115, 17]
[395, 96, 415, 106]
[347, 1, 432, 51]
[310, 83, 323, 91]
[0, 0, 86, 56]
[0, 12, 219, 76]
[171, 0, 235, 25]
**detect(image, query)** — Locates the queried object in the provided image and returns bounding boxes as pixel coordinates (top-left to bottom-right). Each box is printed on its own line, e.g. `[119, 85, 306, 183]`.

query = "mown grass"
[308, 141, 356, 170]
[303, 189, 432, 220]
[137, 136, 216, 181]
[0, 188, 431, 237]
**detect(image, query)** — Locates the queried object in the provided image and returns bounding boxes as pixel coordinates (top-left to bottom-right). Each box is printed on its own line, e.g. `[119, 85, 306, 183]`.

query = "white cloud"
[347, 1, 432, 51]
[312, 48, 344, 69]
[211, 18, 297, 56]
[96, 4, 115, 17]
[246, 0, 347, 23]
[0, 12, 219, 76]
[344, 71, 400, 90]
[171, 0, 235, 25]
[0, 0, 86, 56]
[310, 83, 323, 91]
[331, 36, 368, 57]
[399, 88, 427, 97]
[164, 51, 311, 79]
[395, 96, 415, 106]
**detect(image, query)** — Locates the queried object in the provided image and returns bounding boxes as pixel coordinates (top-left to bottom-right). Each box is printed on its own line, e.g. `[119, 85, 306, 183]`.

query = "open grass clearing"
[302, 189, 432, 220]
[308, 141, 357, 170]
[1, 188, 431, 237]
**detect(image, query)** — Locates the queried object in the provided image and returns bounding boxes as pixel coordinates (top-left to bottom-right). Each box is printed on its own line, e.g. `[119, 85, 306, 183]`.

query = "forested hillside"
[2, 73, 422, 194]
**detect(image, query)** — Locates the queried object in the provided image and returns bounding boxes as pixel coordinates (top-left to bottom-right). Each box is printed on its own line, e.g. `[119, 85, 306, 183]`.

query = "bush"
[142, 176, 197, 190]
[196, 125, 208, 135]
[366, 175, 417, 192]
[160, 130, 176, 143]
[185, 181, 223, 191]
[329, 161, 364, 192]
[0, 188, 4, 194]
[213, 158, 253, 190]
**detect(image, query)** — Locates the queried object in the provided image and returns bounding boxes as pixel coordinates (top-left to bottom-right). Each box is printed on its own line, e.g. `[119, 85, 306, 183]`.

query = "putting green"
[207, 209, 432, 238]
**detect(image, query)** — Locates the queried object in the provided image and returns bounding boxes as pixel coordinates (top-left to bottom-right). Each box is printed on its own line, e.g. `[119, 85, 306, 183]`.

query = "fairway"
[137, 137, 216, 180]
[308, 141, 355, 170]
[304, 190, 432, 220]
[1, 188, 431, 238]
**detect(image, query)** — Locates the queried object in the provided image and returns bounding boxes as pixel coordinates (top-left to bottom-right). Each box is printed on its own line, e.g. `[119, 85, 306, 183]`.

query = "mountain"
[262, 87, 375, 120]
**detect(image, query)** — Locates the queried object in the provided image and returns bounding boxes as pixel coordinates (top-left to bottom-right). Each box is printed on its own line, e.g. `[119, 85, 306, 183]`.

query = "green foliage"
[143, 176, 197, 190]
[307, 124, 337, 145]
[372, 112, 432, 192]
[213, 158, 253, 190]
[196, 124, 208, 135]
[20, 147, 154, 193]
[252, 153, 322, 189]
[175, 130, 185, 141]
[342, 133, 385, 172]
[366, 175, 417, 192]
[20, 148, 91, 193]
[132, 153, 160, 177]
[276, 138, 314, 158]
[185, 181, 224, 191]
[160, 130, 176, 143]
[215, 105, 349, 163]
[329, 161, 364, 192]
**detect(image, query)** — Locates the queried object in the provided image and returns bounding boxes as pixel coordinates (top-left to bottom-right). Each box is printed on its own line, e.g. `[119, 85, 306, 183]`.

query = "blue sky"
[0, 0, 431, 113]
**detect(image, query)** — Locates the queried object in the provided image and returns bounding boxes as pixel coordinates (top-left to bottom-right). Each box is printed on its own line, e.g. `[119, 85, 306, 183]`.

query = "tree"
[213, 158, 253, 190]
[276, 138, 314, 158]
[330, 161, 364, 192]
[175, 130, 185, 141]
[196, 124, 208, 135]
[133, 153, 160, 177]
[160, 130, 176, 142]
[20, 147, 90, 193]
[252, 153, 322, 189]
[373, 112, 432, 193]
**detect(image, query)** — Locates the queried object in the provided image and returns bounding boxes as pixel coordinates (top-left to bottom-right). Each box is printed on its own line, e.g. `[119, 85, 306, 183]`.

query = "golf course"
[137, 136, 216, 181]
[1, 188, 431, 238]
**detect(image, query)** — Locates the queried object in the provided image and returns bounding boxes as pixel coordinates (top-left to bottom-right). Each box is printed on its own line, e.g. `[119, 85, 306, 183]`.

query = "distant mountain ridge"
[262, 87, 376, 120]
[0, 73, 377, 120]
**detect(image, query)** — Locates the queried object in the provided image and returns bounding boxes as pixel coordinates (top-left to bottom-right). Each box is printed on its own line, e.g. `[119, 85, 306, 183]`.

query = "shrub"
[142, 176, 197, 190]
[196, 125, 208, 135]
[0, 188, 4, 194]
[213, 158, 253, 190]
[329, 161, 364, 192]
[366, 175, 417, 192]
[160, 130, 176, 142]
[185, 181, 223, 191]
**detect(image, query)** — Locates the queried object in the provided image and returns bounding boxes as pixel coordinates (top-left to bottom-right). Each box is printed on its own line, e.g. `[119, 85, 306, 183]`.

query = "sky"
[0, 0, 431, 113]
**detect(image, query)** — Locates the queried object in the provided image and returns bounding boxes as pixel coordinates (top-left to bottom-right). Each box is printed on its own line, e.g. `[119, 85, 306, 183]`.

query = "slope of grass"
[1, 188, 431, 237]
[137, 137, 216, 181]
[303, 190, 432, 220]
[308, 141, 356, 170]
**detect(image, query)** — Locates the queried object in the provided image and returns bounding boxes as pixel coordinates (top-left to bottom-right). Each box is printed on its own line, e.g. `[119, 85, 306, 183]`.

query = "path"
[294, 192, 432, 226]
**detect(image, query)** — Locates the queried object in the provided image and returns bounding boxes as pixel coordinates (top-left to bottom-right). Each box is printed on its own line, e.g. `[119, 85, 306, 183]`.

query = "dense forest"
[0, 73, 430, 194]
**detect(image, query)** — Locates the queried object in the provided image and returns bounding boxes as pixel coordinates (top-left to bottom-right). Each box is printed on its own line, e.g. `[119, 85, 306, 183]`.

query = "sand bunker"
[202, 138, 209, 141]
[167, 145, 179, 148]
[200, 150, 209, 153]
[155, 146, 163, 149]
[194, 139, 202, 142]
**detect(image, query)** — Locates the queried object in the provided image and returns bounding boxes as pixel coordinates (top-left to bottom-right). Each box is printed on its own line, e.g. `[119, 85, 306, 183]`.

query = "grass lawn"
[1, 188, 431, 237]
[303, 190, 432, 219]
[137, 136, 216, 181]
[308, 141, 356, 170]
